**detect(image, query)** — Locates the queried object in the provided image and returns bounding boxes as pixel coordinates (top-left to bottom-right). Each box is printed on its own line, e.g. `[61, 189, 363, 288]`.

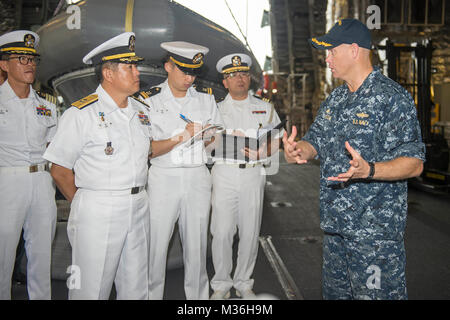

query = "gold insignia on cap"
[24, 34, 35, 48]
[311, 38, 332, 47]
[231, 55, 242, 67]
[192, 52, 204, 64]
[129, 35, 136, 52]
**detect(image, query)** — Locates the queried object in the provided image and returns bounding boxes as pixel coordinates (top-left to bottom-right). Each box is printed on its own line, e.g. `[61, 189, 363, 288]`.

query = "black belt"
[239, 163, 260, 169]
[130, 186, 145, 194]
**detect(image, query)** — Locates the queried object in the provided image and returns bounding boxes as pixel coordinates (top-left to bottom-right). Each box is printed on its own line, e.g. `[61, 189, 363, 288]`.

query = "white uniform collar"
[0, 80, 34, 103]
[224, 92, 250, 103]
[160, 78, 198, 102]
[95, 84, 137, 115]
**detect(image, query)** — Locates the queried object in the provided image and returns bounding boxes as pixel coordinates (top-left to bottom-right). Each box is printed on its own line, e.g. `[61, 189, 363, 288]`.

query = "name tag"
[352, 112, 370, 126]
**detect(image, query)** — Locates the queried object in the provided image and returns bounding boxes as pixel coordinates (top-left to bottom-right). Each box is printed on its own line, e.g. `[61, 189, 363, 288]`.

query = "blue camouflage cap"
[309, 19, 372, 50]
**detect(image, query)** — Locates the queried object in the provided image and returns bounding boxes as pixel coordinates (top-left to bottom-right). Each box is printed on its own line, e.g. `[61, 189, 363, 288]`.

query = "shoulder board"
[72, 94, 98, 110]
[37, 91, 58, 105]
[253, 94, 271, 103]
[215, 96, 225, 103]
[194, 85, 213, 95]
[136, 87, 161, 100]
[131, 96, 151, 110]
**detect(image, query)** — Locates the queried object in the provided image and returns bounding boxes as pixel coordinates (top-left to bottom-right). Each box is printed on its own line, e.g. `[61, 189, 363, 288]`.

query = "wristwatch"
[367, 162, 375, 180]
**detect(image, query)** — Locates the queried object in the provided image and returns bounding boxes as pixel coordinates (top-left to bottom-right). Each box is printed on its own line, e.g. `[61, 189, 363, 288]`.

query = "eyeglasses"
[6, 56, 40, 66]
[224, 71, 250, 79]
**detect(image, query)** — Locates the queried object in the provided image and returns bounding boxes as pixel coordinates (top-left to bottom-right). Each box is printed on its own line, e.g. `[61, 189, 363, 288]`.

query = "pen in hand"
[179, 113, 193, 123]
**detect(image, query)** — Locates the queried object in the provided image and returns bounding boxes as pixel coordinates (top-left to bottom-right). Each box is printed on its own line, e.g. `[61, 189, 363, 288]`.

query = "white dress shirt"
[0, 81, 57, 166]
[214, 93, 283, 165]
[144, 79, 223, 168]
[43, 85, 151, 190]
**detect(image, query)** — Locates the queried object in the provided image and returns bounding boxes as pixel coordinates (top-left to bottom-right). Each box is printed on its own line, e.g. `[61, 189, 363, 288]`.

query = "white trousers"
[210, 164, 266, 293]
[147, 165, 211, 300]
[67, 188, 149, 300]
[0, 171, 56, 300]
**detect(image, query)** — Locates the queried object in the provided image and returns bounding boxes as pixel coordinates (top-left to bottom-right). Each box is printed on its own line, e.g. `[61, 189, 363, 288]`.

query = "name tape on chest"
[324, 108, 371, 126]
[353, 112, 370, 126]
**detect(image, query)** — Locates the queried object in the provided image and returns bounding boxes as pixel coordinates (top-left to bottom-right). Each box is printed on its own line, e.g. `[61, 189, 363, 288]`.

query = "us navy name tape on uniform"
[161, 41, 209, 74]
[82, 32, 143, 65]
[216, 53, 252, 74]
[0, 30, 40, 56]
[307, 20, 416, 299]
[302, 67, 425, 241]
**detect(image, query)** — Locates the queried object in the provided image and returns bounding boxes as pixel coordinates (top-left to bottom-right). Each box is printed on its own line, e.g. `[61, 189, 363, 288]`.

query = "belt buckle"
[29, 165, 38, 173]
[131, 187, 139, 194]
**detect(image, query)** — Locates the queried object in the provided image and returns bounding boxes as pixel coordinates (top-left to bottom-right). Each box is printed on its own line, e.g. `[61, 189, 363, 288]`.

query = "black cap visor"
[175, 63, 202, 76]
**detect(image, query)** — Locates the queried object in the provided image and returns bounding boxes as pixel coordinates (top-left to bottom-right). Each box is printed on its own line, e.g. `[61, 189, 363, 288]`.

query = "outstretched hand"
[282, 126, 307, 164]
[327, 141, 370, 182]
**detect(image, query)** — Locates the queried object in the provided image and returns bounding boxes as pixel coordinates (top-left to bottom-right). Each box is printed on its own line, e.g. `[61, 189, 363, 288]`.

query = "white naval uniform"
[0, 81, 57, 300]
[143, 80, 223, 300]
[210, 93, 282, 293]
[43, 85, 151, 300]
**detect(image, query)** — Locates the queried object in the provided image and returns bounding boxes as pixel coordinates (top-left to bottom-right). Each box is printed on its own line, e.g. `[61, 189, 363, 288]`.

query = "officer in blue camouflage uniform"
[283, 19, 425, 299]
